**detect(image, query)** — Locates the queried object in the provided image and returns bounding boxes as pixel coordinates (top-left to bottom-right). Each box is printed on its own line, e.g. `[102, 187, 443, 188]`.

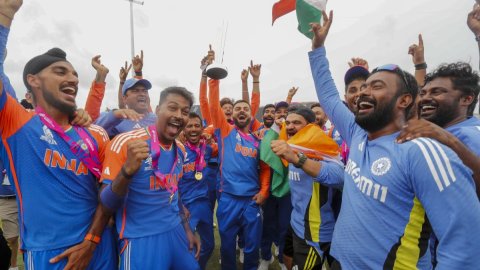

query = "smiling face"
[184, 116, 203, 145]
[28, 61, 79, 116]
[262, 106, 275, 128]
[155, 93, 191, 145]
[311, 105, 327, 127]
[354, 71, 405, 133]
[123, 83, 150, 114]
[418, 77, 469, 127]
[233, 101, 251, 129]
[345, 79, 365, 112]
[285, 113, 308, 138]
[222, 103, 233, 121]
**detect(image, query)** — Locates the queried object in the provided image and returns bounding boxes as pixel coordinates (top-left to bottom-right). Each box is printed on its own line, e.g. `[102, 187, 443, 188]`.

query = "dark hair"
[233, 99, 250, 108]
[310, 102, 321, 109]
[425, 62, 480, 116]
[188, 112, 203, 126]
[20, 99, 33, 110]
[220, 97, 234, 107]
[159, 86, 194, 107]
[263, 104, 275, 113]
[288, 105, 316, 123]
[344, 73, 369, 91]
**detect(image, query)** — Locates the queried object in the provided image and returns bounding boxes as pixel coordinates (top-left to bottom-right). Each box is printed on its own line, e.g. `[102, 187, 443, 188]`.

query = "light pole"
[124, 0, 144, 75]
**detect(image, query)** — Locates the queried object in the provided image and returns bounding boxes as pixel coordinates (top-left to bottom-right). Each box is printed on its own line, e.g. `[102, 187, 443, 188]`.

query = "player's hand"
[177, 131, 186, 144]
[287, 87, 299, 99]
[91, 55, 109, 75]
[271, 140, 298, 164]
[49, 240, 96, 270]
[207, 44, 215, 64]
[396, 118, 453, 146]
[408, 34, 425, 65]
[348, 57, 369, 70]
[123, 140, 150, 176]
[248, 60, 261, 80]
[0, 0, 23, 22]
[182, 204, 191, 220]
[186, 229, 201, 260]
[119, 61, 132, 83]
[252, 193, 266, 205]
[113, 109, 144, 121]
[132, 50, 144, 73]
[468, 4, 480, 36]
[274, 117, 285, 127]
[310, 10, 333, 50]
[71, 109, 92, 127]
[241, 69, 249, 82]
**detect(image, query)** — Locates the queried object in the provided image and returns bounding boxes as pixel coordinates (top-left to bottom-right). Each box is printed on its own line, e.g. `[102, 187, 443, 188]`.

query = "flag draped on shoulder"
[272, 0, 328, 39]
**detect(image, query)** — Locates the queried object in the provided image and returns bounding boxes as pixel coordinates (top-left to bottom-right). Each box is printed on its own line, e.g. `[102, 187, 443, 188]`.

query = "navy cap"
[344, 66, 369, 86]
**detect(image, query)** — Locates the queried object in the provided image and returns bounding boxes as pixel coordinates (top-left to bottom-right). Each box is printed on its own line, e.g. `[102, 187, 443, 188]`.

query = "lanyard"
[185, 139, 207, 173]
[235, 127, 259, 148]
[35, 107, 101, 178]
[147, 125, 178, 199]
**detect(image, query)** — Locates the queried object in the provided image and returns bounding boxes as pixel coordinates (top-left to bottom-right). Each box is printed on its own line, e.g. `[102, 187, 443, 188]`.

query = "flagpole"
[124, 0, 144, 76]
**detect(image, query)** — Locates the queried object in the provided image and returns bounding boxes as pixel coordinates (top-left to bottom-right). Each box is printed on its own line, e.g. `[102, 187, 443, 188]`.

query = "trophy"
[206, 23, 229, 80]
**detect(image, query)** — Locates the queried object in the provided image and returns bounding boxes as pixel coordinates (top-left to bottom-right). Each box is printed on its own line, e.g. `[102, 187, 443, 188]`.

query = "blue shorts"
[23, 226, 117, 270]
[120, 223, 200, 270]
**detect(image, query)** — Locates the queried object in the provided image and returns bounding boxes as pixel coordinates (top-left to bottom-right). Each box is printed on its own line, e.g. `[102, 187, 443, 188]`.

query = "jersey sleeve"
[84, 81, 106, 122]
[259, 161, 271, 199]
[250, 118, 263, 132]
[0, 87, 34, 139]
[87, 124, 110, 164]
[309, 47, 359, 146]
[208, 79, 232, 138]
[250, 91, 260, 118]
[313, 160, 344, 189]
[95, 111, 122, 137]
[408, 138, 480, 269]
[100, 136, 128, 184]
[199, 78, 212, 126]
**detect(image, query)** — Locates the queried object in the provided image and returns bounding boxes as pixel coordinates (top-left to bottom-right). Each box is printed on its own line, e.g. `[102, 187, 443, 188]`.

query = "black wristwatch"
[293, 152, 307, 168]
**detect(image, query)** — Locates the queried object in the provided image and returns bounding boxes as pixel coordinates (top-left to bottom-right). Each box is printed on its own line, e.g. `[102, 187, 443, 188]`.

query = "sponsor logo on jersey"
[133, 123, 142, 129]
[144, 156, 153, 171]
[289, 170, 301, 182]
[371, 157, 391, 176]
[345, 159, 388, 203]
[40, 125, 57, 145]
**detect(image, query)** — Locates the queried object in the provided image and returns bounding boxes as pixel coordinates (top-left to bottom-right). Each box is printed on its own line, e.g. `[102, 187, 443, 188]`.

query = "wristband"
[84, 233, 101, 245]
[120, 166, 134, 179]
[135, 71, 143, 76]
[120, 81, 125, 84]
[293, 152, 307, 168]
[415, 63, 427, 70]
[253, 81, 260, 83]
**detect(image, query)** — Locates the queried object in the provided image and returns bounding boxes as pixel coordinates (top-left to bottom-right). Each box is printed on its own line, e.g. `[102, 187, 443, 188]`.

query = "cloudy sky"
[4, 0, 478, 110]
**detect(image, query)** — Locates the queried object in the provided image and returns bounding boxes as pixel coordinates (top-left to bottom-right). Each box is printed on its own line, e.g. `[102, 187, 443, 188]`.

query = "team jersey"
[0, 91, 109, 251]
[208, 79, 270, 198]
[309, 46, 480, 269]
[288, 161, 343, 251]
[0, 161, 14, 197]
[446, 117, 480, 156]
[178, 143, 213, 205]
[95, 111, 156, 138]
[100, 128, 186, 239]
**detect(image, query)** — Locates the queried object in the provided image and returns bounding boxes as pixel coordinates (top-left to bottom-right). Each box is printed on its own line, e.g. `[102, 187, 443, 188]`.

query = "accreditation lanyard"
[35, 107, 101, 178]
[235, 127, 259, 148]
[185, 139, 207, 176]
[147, 125, 178, 201]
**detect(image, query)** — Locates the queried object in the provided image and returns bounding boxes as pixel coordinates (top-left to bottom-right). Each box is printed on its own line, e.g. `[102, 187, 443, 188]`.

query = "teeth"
[421, 105, 436, 110]
[359, 101, 373, 108]
[169, 123, 180, 127]
[61, 87, 76, 95]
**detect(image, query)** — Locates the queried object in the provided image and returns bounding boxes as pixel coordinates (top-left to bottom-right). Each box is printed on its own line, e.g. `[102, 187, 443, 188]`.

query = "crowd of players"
[1, 1, 480, 270]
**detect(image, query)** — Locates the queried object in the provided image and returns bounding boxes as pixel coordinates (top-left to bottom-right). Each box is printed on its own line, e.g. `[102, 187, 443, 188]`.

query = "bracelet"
[253, 81, 260, 83]
[120, 166, 134, 179]
[414, 63, 427, 70]
[135, 71, 143, 76]
[120, 81, 125, 84]
[0, 11, 13, 21]
[84, 233, 101, 245]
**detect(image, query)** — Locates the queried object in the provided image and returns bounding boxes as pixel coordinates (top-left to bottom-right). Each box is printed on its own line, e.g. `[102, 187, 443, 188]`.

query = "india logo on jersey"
[371, 157, 391, 176]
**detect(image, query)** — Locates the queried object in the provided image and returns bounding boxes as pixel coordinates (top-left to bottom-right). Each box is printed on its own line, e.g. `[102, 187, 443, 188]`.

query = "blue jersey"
[95, 111, 156, 138]
[178, 144, 213, 205]
[446, 117, 480, 156]
[100, 129, 185, 239]
[288, 161, 343, 251]
[310, 46, 480, 269]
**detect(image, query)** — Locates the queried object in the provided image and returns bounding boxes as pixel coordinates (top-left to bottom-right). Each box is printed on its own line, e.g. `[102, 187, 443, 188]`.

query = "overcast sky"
[3, 0, 478, 110]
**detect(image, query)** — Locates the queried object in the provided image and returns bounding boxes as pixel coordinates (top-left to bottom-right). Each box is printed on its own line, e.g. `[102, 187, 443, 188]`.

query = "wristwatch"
[293, 152, 307, 168]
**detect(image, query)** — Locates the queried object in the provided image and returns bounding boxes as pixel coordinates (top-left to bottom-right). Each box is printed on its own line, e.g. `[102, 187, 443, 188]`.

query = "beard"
[42, 88, 77, 116]
[420, 100, 459, 128]
[234, 117, 251, 129]
[263, 118, 274, 128]
[355, 95, 397, 133]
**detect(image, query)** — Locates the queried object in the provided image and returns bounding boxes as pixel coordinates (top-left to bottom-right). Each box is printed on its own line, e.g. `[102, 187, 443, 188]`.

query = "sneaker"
[257, 258, 273, 270]
[239, 248, 244, 264]
[279, 263, 288, 270]
[273, 243, 279, 257]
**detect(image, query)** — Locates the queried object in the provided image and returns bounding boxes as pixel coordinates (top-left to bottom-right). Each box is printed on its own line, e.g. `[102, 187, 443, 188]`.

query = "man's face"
[184, 117, 203, 145]
[262, 107, 275, 128]
[311, 106, 328, 127]
[155, 93, 191, 144]
[221, 103, 233, 121]
[354, 72, 403, 133]
[418, 77, 467, 127]
[33, 61, 79, 116]
[345, 79, 365, 112]
[233, 102, 251, 129]
[274, 107, 288, 125]
[286, 113, 308, 138]
[123, 84, 150, 114]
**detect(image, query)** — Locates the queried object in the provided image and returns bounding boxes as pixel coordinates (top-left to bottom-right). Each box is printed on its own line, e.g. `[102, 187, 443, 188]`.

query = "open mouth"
[357, 100, 375, 114]
[187, 131, 200, 140]
[166, 121, 183, 136]
[238, 114, 247, 121]
[60, 86, 77, 101]
[419, 103, 437, 117]
[264, 117, 274, 122]
[137, 96, 147, 105]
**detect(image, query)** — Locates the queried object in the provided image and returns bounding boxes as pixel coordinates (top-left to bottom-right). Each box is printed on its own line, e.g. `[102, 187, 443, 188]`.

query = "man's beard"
[43, 89, 77, 116]
[355, 96, 397, 133]
[234, 117, 251, 129]
[420, 100, 459, 128]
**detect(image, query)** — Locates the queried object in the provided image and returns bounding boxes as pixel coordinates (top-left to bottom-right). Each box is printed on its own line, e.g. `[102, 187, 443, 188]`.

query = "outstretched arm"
[468, 4, 480, 70]
[208, 79, 232, 138]
[285, 87, 298, 104]
[85, 55, 109, 122]
[249, 60, 261, 117]
[408, 34, 426, 87]
[241, 68, 249, 102]
[118, 61, 131, 110]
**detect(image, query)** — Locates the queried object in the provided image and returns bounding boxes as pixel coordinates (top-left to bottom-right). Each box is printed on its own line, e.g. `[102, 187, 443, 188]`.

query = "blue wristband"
[100, 184, 124, 211]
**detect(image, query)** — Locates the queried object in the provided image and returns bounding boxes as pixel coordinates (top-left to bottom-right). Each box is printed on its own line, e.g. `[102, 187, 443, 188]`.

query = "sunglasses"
[372, 64, 411, 91]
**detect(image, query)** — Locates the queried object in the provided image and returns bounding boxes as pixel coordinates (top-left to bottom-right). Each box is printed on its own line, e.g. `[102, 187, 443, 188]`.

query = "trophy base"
[206, 63, 228, 80]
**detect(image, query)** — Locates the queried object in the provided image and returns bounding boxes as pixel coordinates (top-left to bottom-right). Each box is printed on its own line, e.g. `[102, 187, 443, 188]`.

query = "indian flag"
[271, 0, 327, 39]
[296, 0, 327, 39]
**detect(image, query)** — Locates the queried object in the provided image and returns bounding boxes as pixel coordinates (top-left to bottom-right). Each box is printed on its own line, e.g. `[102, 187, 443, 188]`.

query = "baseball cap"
[344, 66, 369, 86]
[275, 101, 289, 111]
[122, 78, 152, 95]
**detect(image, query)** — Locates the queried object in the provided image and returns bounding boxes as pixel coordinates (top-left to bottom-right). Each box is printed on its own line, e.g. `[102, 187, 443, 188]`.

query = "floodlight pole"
[124, 0, 144, 75]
